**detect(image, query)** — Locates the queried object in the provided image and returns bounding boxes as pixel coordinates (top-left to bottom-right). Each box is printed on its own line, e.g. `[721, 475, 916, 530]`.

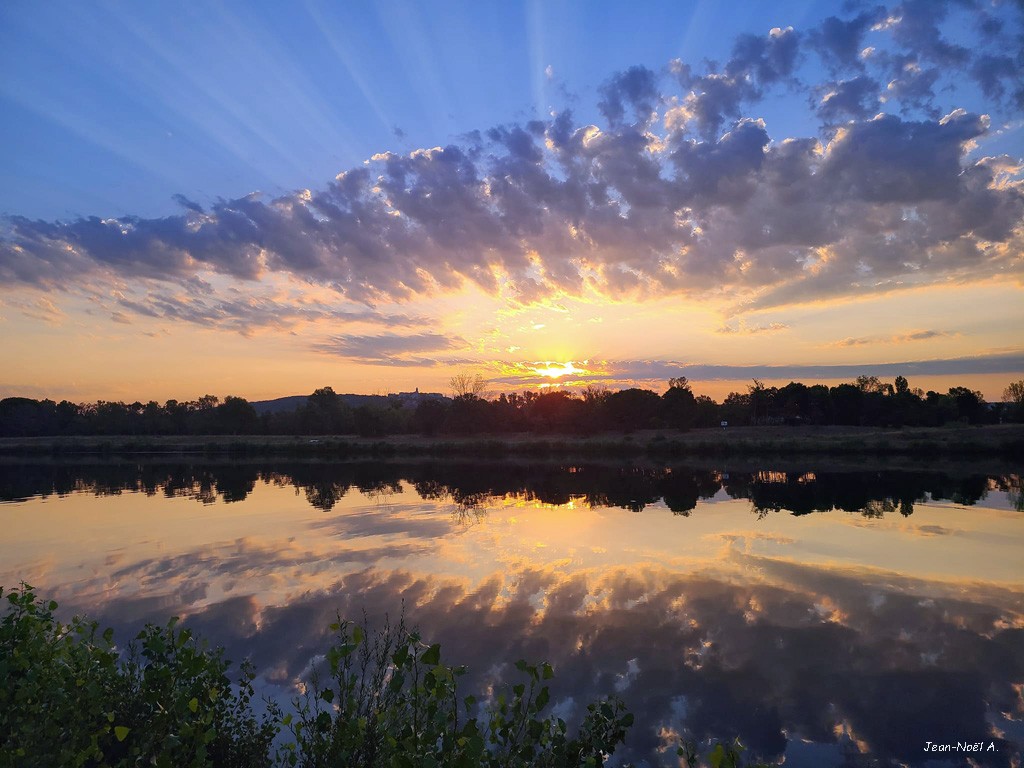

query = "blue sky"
[1, 0, 1022, 401]
[6, 0, 1017, 220]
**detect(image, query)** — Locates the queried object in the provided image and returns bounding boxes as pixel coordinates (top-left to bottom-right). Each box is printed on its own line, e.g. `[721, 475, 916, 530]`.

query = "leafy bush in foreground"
[283, 616, 634, 767]
[1, 584, 770, 767]
[0, 584, 277, 768]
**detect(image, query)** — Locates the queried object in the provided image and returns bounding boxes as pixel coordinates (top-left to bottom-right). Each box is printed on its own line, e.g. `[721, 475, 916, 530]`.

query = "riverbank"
[1, 424, 1021, 458]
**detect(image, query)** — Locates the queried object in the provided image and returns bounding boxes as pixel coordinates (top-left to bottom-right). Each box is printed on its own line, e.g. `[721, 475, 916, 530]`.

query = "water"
[2, 458, 1022, 767]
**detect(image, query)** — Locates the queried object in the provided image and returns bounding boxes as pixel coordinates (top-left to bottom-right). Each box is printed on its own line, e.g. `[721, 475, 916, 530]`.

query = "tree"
[216, 396, 258, 434]
[947, 387, 986, 424]
[663, 382, 696, 429]
[668, 376, 691, 392]
[855, 375, 884, 393]
[894, 375, 909, 395]
[747, 379, 771, 424]
[1003, 379, 1024, 423]
[308, 386, 339, 410]
[449, 372, 488, 399]
[604, 388, 662, 430]
[1004, 380, 1024, 404]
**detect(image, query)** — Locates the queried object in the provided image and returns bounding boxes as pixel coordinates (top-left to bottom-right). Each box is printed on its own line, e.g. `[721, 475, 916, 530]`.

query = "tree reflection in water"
[1, 459, 1018, 518]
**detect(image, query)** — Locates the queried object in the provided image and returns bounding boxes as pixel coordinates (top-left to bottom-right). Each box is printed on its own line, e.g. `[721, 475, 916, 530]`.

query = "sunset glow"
[0, 2, 1022, 401]
[530, 361, 589, 379]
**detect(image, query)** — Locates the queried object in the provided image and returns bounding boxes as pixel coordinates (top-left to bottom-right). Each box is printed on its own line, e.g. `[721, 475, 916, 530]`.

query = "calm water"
[2, 458, 1022, 767]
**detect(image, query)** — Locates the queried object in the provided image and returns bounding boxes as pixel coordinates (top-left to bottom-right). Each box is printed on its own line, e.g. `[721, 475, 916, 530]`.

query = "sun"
[529, 361, 588, 379]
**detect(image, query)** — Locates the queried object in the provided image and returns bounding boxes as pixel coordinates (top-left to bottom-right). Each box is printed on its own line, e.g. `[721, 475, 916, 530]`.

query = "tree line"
[2, 376, 1023, 438]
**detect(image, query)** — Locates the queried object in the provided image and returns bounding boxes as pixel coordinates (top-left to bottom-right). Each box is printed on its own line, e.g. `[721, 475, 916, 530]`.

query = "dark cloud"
[971, 54, 1024, 111]
[816, 75, 881, 122]
[2, 1, 1022, 316]
[597, 66, 659, 125]
[808, 7, 886, 71]
[108, 289, 431, 336]
[890, 0, 971, 68]
[727, 26, 801, 86]
[883, 60, 942, 115]
[821, 111, 987, 203]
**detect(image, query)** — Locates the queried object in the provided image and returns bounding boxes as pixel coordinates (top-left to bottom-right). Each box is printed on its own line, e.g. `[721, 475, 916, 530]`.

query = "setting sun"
[530, 361, 589, 379]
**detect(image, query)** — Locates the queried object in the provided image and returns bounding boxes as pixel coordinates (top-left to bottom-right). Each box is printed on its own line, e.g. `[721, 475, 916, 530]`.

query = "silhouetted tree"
[449, 372, 488, 399]
[1003, 380, 1024, 423]
[413, 399, 449, 436]
[527, 391, 584, 432]
[662, 381, 696, 429]
[604, 388, 661, 430]
[216, 396, 258, 434]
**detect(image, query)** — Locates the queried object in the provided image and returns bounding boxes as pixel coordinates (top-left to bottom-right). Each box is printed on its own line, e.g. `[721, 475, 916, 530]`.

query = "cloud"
[971, 54, 1024, 111]
[816, 76, 881, 122]
[807, 8, 886, 72]
[889, 0, 970, 69]
[2, 0, 1022, 318]
[829, 329, 955, 347]
[313, 332, 469, 366]
[716, 321, 789, 335]
[597, 66, 659, 125]
[1, 295, 65, 325]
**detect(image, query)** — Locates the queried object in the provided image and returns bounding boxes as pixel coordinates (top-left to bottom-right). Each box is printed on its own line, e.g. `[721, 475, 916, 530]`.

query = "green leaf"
[536, 686, 550, 710]
[114, 726, 130, 742]
[421, 643, 441, 666]
[188, 697, 199, 713]
[393, 645, 410, 666]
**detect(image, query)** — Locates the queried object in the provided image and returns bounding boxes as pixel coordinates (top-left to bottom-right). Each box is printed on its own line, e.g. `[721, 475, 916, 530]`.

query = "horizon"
[4, 369, 1019, 407]
[2, 1, 1022, 402]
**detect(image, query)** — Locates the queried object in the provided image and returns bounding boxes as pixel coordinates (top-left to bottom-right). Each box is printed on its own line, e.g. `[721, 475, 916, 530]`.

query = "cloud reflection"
[70, 561, 1024, 767]
[3, 459, 1022, 766]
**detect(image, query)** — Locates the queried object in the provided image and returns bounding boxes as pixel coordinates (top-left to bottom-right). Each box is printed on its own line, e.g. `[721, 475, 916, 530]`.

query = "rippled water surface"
[2, 459, 1022, 767]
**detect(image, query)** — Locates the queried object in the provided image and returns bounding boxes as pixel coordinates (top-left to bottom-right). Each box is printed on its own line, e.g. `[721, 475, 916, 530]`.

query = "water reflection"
[1, 458, 1022, 767]
[49, 561, 1024, 767]
[1, 459, 1020, 516]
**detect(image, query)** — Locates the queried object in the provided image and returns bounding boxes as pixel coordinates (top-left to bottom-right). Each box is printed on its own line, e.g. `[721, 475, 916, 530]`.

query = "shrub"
[2, 585, 772, 767]
[283, 616, 634, 767]
[0, 584, 278, 768]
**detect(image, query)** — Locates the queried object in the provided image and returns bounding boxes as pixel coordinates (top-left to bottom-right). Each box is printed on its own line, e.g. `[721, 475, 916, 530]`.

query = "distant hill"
[250, 395, 308, 415]
[251, 391, 447, 415]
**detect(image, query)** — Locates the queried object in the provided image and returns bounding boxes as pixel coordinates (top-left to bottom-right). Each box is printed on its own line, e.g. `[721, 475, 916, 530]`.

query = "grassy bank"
[0, 424, 1022, 459]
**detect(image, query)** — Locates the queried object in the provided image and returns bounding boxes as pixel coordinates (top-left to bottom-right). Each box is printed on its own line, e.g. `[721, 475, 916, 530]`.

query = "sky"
[1, 0, 1022, 403]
